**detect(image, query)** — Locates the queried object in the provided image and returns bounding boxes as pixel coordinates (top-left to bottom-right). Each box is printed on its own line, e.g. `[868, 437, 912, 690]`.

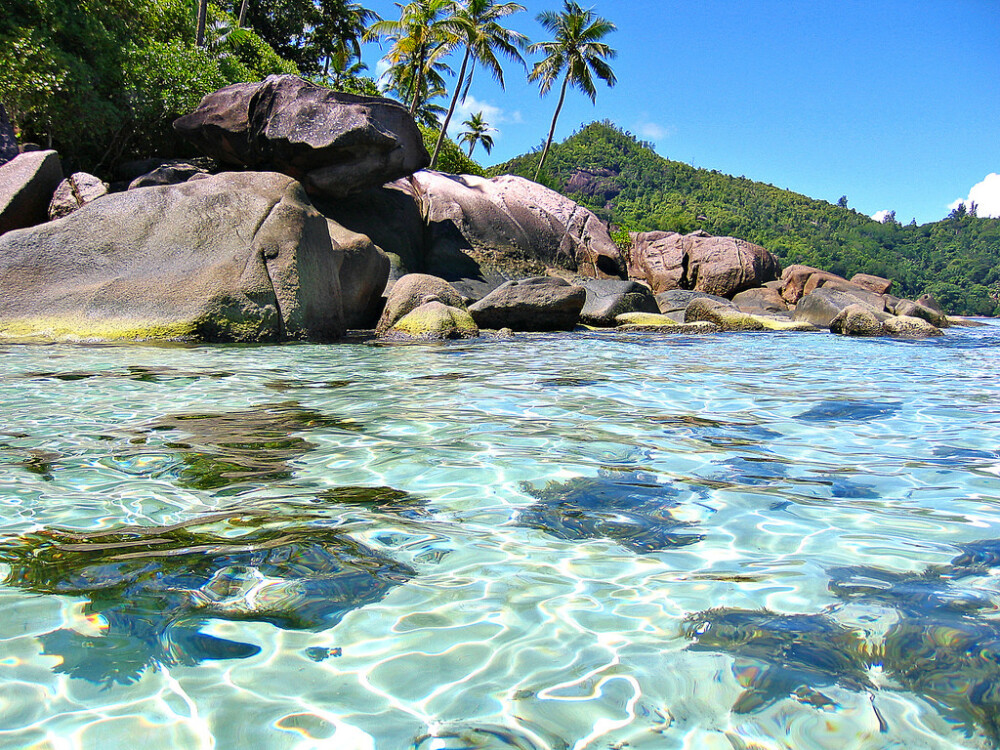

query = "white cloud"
[872, 209, 893, 223]
[636, 121, 673, 141]
[449, 96, 506, 139]
[950, 173, 1000, 218]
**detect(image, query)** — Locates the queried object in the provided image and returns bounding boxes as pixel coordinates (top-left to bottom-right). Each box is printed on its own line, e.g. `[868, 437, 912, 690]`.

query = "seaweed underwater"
[684, 537, 1000, 747]
[0, 508, 416, 687]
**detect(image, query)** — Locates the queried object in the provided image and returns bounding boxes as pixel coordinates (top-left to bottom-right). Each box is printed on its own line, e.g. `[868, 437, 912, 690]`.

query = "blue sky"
[359, 0, 999, 224]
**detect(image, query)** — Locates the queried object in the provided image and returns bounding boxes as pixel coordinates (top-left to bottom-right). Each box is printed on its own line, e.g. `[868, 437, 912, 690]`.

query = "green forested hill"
[492, 122, 1000, 316]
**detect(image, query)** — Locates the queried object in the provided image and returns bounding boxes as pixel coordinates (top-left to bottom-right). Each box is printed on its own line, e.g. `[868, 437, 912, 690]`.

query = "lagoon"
[1, 324, 999, 749]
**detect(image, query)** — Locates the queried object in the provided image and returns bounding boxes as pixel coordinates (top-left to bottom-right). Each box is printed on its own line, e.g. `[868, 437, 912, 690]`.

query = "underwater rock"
[827, 564, 997, 615]
[683, 607, 874, 713]
[0, 510, 415, 686]
[882, 613, 1000, 745]
[517, 470, 703, 553]
[318, 485, 428, 519]
[709, 455, 789, 487]
[123, 401, 360, 491]
[795, 400, 902, 423]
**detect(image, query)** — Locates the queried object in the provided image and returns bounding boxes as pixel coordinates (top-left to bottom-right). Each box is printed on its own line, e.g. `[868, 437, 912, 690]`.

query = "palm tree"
[196, 0, 210, 46]
[429, 0, 527, 169]
[317, 2, 380, 85]
[366, 0, 461, 116]
[527, 0, 616, 181]
[458, 111, 496, 158]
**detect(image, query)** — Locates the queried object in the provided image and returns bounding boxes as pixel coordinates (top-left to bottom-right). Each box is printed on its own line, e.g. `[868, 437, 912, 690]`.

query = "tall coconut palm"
[366, 0, 461, 116]
[196, 0, 210, 45]
[429, 0, 527, 169]
[458, 111, 496, 158]
[528, 0, 616, 181]
[318, 3, 380, 85]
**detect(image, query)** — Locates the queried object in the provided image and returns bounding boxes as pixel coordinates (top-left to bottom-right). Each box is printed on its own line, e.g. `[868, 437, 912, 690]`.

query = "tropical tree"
[428, 0, 527, 169]
[366, 0, 460, 116]
[381, 54, 451, 125]
[458, 111, 495, 158]
[314, 1, 379, 84]
[527, 0, 616, 180]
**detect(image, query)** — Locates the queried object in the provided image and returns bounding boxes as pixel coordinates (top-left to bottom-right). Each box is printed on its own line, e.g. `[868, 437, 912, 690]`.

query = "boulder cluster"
[0, 81, 977, 343]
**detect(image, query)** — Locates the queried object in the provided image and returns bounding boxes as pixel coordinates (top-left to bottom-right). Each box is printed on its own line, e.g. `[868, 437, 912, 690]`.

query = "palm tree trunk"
[468, 140, 475, 157]
[409, 44, 425, 116]
[237, 0, 249, 27]
[196, 0, 209, 46]
[430, 46, 471, 170]
[534, 74, 570, 182]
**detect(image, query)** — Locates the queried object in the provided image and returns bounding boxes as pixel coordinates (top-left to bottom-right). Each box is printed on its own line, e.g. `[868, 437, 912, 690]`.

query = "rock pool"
[1, 324, 999, 749]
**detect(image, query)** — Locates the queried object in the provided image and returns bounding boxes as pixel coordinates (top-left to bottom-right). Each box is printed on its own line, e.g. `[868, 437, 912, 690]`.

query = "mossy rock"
[883, 314, 943, 337]
[382, 301, 479, 340]
[615, 312, 679, 327]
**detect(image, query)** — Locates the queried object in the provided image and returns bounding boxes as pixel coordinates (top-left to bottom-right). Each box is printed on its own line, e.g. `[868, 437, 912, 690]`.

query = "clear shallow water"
[0, 325, 998, 749]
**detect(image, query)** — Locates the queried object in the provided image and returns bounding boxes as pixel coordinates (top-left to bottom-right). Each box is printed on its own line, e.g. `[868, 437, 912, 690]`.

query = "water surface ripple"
[0, 324, 999, 749]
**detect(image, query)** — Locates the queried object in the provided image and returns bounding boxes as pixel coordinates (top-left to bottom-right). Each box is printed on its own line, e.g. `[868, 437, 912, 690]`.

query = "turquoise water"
[0, 324, 999, 750]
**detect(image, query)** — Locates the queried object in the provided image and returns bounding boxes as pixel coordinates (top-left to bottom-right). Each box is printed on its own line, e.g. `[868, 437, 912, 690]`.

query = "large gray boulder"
[830, 304, 886, 336]
[174, 75, 428, 198]
[731, 287, 789, 316]
[376, 273, 467, 336]
[792, 288, 889, 329]
[686, 296, 816, 332]
[328, 220, 390, 328]
[628, 230, 781, 297]
[850, 273, 892, 295]
[412, 171, 625, 279]
[0, 150, 63, 235]
[468, 277, 586, 331]
[578, 279, 658, 326]
[129, 162, 209, 190]
[916, 293, 946, 314]
[0, 172, 354, 342]
[0, 104, 17, 166]
[893, 298, 949, 328]
[655, 289, 729, 322]
[315, 180, 426, 280]
[48, 172, 109, 220]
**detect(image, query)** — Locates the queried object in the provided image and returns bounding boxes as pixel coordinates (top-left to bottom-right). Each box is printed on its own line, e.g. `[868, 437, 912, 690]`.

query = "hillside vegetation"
[493, 122, 1000, 316]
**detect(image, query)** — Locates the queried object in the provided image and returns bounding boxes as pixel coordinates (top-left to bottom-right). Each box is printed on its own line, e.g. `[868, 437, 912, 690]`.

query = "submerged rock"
[0, 511, 415, 686]
[683, 608, 874, 714]
[517, 470, 704, 553]
[795, 400, 901, 422]
[124, 401, 361, 491]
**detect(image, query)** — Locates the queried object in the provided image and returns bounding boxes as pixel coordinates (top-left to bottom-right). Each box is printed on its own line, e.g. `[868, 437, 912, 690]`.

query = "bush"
[419, 126, 485, 177]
